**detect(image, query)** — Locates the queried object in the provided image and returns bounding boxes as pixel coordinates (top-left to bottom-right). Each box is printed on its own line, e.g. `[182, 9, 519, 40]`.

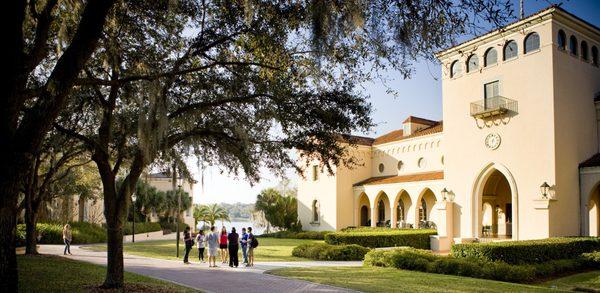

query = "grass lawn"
[84, 238, 323, 262]
[18, 254, 197, 292]
[267, 266, 580, 293]
[543, 270, 600, 291]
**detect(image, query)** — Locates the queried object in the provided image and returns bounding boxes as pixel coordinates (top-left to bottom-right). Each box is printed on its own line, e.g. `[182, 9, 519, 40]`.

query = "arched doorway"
[416, 188, 437, 228]
[375, 191, 391, 227]
[395, 191, 412, 228]
[588, 184, 600, 236]
[473, 164, 517, 239]
[357, 192, 370, 226]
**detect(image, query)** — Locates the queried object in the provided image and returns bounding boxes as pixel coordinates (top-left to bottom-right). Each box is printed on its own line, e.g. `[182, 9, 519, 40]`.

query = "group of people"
[183, 226, 258, 268]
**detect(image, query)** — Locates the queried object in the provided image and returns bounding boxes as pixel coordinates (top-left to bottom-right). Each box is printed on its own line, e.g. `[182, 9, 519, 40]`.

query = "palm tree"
[193, 204, 230, 227]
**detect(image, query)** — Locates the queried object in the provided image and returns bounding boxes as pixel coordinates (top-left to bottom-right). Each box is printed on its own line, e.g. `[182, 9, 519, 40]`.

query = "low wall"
[123, 230, 178, 243]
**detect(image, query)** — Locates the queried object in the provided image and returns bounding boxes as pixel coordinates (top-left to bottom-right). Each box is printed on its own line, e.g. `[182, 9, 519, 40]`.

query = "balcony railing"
[470, 96, 518, 119]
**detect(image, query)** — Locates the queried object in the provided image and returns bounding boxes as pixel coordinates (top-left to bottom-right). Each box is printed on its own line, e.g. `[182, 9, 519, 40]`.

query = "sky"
[193, 0, 600, 204]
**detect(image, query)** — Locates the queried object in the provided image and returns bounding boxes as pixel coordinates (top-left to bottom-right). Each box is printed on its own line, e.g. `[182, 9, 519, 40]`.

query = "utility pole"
[519, 0, 524, 19]
[172, 163, 180, 258]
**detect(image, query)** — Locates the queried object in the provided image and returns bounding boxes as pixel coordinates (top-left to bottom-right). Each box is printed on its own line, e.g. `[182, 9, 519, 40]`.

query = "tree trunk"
[101, 182, 128, 288]
[78, 195, 85, 222]
[25, 199, 41, 255]
[0, 179, 19, 292]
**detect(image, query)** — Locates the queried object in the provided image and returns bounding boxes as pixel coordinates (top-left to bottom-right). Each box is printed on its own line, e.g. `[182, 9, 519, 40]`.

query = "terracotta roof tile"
[353, 171, 444, 186]
[335, 134, 375, 146]
[373, 122, 443, 146]
[403, 116, 438, 125]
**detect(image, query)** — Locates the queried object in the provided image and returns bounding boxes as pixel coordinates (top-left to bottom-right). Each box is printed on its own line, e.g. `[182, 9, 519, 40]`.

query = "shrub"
[325, 229, 436, 249]
[259, 230, 332, 240]
[451, 237, 600, 264]
[16, 222, 107, 245]
[158, 221, 189, 234]
[123, 222, 162, 235]
[581, 251, 600, 268]
[292, 243, 369, 261]
[364, 247, 590, 283]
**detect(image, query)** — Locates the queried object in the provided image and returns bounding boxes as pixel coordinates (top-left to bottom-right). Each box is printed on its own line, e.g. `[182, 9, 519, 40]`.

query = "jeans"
[241, 245, 248, 263]
[183, 244, 192, 263]
[198, 247, 205, 261]
[228, 245, 239, 267]
[63, 239, 71, 254]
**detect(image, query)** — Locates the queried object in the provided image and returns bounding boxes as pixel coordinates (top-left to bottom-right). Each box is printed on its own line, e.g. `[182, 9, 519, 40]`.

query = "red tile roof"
[354, 171, 444, 186]
[580, 153, 600, 168]
[403, 116, 438, 126]
[373, 122, 443, 146]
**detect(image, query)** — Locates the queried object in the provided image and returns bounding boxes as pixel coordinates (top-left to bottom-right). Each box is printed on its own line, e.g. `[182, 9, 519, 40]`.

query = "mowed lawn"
[268, 266, 600, 293]
[18, 254, 197, 292]
[84, 238, 323, 262]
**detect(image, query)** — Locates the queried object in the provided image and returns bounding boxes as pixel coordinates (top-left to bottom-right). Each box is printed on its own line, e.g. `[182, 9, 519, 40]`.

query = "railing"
[470, 96, 518, 118]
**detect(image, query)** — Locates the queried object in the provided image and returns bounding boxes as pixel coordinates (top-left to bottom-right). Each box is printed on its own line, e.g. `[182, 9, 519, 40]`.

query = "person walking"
[227, 227, 240, 267]
[207, 226, 220, 267]
[62, 224, 72, 255]
[219, 226, 228, 264]
[183, 226, 194, 264]
[240, 227, 248, 264]
[196, 230, 206, 263]
[246, 227, 257, 267]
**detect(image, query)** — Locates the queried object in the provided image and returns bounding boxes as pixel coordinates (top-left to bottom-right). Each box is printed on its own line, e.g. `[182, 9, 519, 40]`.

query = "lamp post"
[175, 183, 182, 257]
[131, 193, 136, 243]
[540, 182, 550, 199]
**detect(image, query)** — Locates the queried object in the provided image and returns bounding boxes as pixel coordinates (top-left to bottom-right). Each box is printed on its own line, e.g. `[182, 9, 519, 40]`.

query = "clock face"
[485, 133, 501, 150]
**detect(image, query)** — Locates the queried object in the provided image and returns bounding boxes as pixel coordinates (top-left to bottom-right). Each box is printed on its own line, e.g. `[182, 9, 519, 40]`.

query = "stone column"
[370, 207, 377, 227]
[391, 204, 398, 229]
[430, 201, 454, 251]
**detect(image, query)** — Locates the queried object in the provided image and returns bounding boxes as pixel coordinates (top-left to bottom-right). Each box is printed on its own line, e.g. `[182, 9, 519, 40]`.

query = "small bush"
[325, 229, 436, 249]
[364, 247, 590, 283]
[259, 230, 332, 240]
[123, 222, 162, 235]
[16, 222, 107, 245]
[292, 243, 370, 261]
[158, 221, 189, 234]
[581, 251, 600, 268]
[451, 237, 600, 264]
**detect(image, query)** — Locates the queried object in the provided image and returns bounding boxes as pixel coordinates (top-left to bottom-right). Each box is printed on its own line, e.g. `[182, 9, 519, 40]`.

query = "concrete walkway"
[39, 245, 361, 293]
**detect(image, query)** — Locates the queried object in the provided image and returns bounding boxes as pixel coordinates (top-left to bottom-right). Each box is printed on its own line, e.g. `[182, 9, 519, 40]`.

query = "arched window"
[450, 60, 462, 78]
[592, 46, 599, 66]
[524, 32, 540, 54]
[569, 35, 578, 55]
[484, 48, 497, 67]
[581, 41, 589, 61]
[312, 200, 319, 223]
[378, 163, 385, 173]
[557, 30, 566, 50]
[503, 40, 518, 60]
[377, 199, 385, 224]
[396, 200, 405, 222]
[419, 198, 427, 221]
[466, 54, 479, 72]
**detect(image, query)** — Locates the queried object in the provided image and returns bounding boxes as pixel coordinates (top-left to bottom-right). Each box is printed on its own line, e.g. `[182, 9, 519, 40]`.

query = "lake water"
[197, 220, 266, 235]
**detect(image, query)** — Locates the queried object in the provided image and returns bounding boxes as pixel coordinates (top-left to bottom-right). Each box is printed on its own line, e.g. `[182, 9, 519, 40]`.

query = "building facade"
[297, 7, 600, 247]
[145, 172, 196, 231]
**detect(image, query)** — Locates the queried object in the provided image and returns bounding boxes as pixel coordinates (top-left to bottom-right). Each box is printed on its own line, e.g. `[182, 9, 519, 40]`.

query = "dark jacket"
[227, 232, 239, 247]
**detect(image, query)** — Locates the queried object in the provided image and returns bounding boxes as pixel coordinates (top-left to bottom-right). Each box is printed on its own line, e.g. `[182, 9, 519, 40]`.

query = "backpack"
[250, 235, 259, 248]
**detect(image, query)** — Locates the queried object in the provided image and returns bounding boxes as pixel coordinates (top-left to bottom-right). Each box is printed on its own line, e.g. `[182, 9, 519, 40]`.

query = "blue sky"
[194, 0, 600, 204]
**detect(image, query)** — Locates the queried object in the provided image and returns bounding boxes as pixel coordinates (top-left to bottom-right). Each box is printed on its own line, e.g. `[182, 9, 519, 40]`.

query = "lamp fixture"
[540, 182, 550, 199]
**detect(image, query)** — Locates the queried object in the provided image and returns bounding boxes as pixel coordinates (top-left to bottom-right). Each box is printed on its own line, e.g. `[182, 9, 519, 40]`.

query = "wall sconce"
[540, 182, 550, 199]
[441, 188, 448, 201]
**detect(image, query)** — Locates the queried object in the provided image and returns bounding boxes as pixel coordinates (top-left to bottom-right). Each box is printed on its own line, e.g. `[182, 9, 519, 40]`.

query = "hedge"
[259, 230, 333, 240]
[159, 221, 190, 234]
[325, 229, 437, 249]
[123, 222, 162, 235]
[581, 251, 600, 268]
[292, 243, 370, 261]
[16, 222, 107, 245]
[451, 237, 600, 264]
[364, 247, 589, 283]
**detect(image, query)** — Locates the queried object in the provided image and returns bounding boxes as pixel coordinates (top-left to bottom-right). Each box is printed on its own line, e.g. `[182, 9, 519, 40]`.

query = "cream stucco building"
[297, 6, 600, 249]
[145, 172, 196, 230]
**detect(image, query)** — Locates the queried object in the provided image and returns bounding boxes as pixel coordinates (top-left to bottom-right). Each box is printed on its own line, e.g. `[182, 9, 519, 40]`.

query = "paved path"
[39, 245, 361, 293]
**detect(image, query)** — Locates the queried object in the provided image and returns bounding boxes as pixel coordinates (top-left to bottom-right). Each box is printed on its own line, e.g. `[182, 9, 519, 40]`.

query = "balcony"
[470, 96, 518, 119]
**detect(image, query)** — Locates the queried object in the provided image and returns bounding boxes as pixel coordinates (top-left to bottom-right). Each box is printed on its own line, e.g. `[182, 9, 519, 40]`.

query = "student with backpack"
[246, 227, 258, 267]
[240, 227, 248, 264]
[227, 227, 239, 267]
